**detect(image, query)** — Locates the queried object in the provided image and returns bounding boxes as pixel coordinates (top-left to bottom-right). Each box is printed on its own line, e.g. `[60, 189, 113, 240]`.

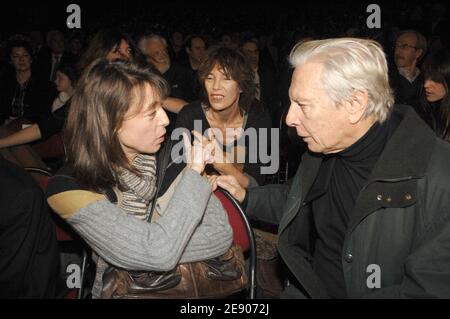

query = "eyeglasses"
[395, 43, 418, 50]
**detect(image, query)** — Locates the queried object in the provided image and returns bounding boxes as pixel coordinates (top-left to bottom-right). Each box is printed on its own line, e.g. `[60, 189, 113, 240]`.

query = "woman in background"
[0, 39, 53, 125]
[0, 63, 77, 149]
[79, 28, 186, 114]
[162, 46, 272, 194]
[419, 48, 450, 141]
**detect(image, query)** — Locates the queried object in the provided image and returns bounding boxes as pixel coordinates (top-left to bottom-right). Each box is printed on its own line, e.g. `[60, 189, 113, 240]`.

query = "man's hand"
[208, 175, 246, 203]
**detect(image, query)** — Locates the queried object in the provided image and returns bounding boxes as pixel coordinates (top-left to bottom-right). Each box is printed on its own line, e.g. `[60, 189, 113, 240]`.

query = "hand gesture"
[183, 130, 215, 174]
[208, 174, 246, 203]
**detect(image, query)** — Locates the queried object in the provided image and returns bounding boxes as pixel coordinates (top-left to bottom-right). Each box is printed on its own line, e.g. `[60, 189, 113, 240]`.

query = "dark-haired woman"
[77, 28, 132, 73]
[79, 28, 186, 115]
[419, 49, 450, 141]
[0, 40, 53, 125]
[162, 46, 273, 193]
[0, 63, 77, 149]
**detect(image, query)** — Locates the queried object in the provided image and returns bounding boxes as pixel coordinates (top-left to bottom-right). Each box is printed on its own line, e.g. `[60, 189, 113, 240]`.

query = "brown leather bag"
[100, 142, 247, 299]
[101, 244, 247, 299]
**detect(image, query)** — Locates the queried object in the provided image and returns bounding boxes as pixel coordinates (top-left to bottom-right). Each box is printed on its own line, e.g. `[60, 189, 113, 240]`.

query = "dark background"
[1, 0, 446, 36]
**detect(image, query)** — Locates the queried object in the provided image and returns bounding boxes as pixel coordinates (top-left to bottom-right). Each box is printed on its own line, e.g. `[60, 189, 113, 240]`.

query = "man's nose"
[285, 104, 297, 127]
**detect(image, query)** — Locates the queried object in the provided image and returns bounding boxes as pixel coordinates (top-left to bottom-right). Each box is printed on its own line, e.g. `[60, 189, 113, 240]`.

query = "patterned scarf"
[92, 154, 158, 298]
[118, 154, 157, 220]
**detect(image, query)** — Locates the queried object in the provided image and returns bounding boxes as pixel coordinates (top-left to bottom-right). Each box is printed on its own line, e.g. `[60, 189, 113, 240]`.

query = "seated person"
[0, 63, 77, 149]
[79, 28, 186, 116]
[0, 156, 59, 298]
[389, 30, 426, 107]
[0, 39, 53, 125]
[163, 46, 273, 193]
[46, 60, 232, 299]
[213, 38, 450, 299]
[416, 48, 450, 141]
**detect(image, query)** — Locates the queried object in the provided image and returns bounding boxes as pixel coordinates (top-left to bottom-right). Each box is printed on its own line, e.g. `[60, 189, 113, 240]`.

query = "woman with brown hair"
[79, 29, 186, 115]
[46, 59, 232, 298]
[161, 46, 273, 194]
[76, 28, 132, 73]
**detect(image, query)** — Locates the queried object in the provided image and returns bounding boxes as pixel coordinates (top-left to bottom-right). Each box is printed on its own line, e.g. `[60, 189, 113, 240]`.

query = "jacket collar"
[346, 105, 437, 233]
[295, 104, 438, 226]
[300, 105, 436, 194]
[366, 105, 436, 181]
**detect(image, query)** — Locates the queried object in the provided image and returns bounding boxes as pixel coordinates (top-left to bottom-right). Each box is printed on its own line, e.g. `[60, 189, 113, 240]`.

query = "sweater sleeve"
[48, 169, 230, 271]
[179, 192, 232, 263]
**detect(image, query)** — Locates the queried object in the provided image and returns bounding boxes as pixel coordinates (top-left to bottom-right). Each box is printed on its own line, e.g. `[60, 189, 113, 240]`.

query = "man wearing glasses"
[390, 30, 427, 107]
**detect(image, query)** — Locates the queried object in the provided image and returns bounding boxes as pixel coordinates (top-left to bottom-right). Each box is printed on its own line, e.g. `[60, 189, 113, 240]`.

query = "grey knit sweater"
[63, 169, 233, 298]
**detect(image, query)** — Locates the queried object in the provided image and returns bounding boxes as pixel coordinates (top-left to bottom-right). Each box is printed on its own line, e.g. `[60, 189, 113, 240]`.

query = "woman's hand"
[208, 175, 246, 203]
[183, 130, 215, 175]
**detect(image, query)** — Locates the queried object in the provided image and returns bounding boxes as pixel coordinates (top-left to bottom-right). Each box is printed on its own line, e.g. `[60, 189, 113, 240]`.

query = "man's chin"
[304, 141, 328, 154]
[304, 141, 318, 152]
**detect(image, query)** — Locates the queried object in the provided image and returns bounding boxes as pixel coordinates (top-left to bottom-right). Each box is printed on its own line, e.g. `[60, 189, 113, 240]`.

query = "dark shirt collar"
[335, 120, 388, 163]
[305, 115, 392, 204]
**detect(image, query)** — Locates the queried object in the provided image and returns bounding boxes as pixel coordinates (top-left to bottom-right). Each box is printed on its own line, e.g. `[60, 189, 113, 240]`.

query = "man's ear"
[344, 90, 369, 124]
[415, 48, 423, 61]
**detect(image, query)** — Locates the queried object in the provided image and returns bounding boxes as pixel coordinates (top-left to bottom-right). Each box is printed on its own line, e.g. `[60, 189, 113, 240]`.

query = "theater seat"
[214, 188, 256, 299]
[24, 167, 89, 299]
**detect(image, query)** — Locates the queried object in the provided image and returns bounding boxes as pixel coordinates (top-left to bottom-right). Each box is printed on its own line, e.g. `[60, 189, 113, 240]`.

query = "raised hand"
[183, 130, 215, 175]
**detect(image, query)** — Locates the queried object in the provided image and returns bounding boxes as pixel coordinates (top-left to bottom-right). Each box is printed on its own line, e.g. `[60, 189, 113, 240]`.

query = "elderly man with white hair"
[212, 38, 450, 298]
[138, 34, 193, 102]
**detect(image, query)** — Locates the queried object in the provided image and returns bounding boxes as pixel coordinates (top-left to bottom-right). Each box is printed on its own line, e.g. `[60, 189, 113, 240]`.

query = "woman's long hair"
[77, 28, 128, 73]
[421, 49, 450, 140]
[55, 62, 79, 85]
[64, 59, 168, 192]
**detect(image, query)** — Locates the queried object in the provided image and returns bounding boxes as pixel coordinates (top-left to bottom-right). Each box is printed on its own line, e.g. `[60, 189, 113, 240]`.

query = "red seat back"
[214, 189, 250, 252]
[28, 171, 76, 242]
[32, 133, 65, 160]
[34, 173, 49, 190]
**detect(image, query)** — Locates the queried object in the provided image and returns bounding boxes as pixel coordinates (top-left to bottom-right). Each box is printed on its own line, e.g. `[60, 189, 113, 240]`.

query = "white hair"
[289, 38, 394, 123]
[138, 34, 168, 53]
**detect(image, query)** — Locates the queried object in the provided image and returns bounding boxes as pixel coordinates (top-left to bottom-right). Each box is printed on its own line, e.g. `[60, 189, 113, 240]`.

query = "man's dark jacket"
[389, 67, 423, 107]
[246, 105, 450, 298]
[33, 47, 77, 82]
